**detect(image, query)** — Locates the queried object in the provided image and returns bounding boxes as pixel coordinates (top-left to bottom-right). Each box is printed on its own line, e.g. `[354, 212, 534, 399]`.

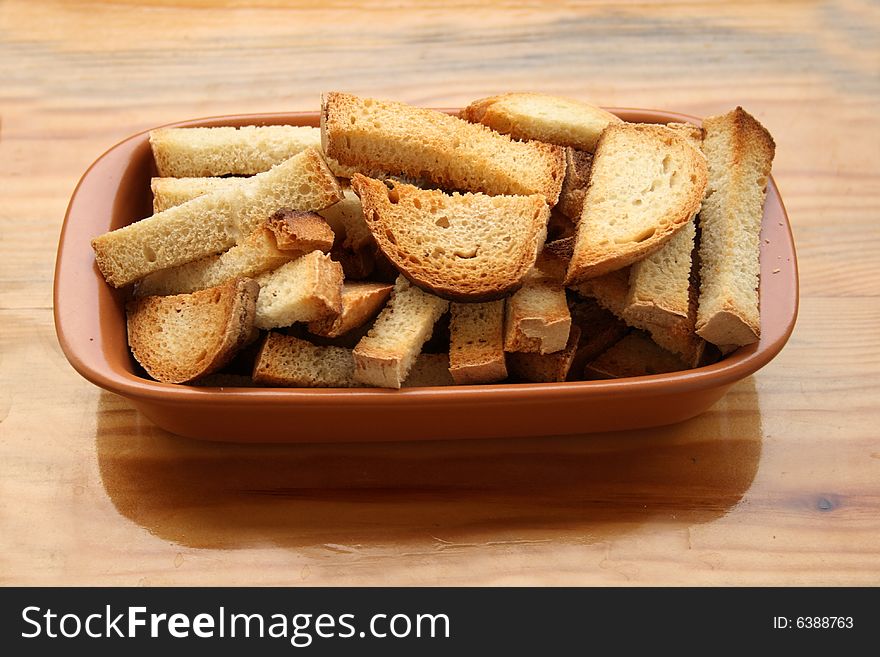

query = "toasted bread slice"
[624, 123, 703, 328]
[92, 148, 343, 287]
[556, 148, 593, 220]
[253, 333, 364, 388]
[153, 178, 368, 253]
[352, 276, 449, 388]
[352, 175, 549, 301]
[503, 281, 571, 354]
[402, 353, 456, 387]
[308, 282, 393, 338]
[572, 267, 706, 367]
[254, 251, 344, 330]
[696, 107, 775, 347]
[135, 226, 293, 297]
[321, 92, 565, 204]
[508, 325, 581, 383]
[625, 217, 697, 327]
[126, 278, 259, 383]
[461, 93, 621, 152]
[449, 300, 507, 384]
[150, 125, 321, 177]
[585, 332, 687, 379]
[565, 123, 707, 283]
[266, 209, 335, 253]
[151, 176, 237, 213]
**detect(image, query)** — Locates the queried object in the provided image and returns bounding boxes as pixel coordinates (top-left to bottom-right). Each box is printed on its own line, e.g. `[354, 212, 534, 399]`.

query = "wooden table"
[1, 0, 878, 586]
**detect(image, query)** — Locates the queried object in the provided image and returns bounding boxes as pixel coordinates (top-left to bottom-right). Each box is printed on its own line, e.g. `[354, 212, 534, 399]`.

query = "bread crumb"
[772, 268, 780, 274]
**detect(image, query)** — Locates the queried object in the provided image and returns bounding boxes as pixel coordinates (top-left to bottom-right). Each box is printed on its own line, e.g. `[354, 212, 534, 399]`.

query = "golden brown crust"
[448, 301, 508, 384]
[351, 276, 449, 388]
[503, 282, 571, 354]
[307, 282, 393, 338]
[133, 225, 291, 298]
[564, 123, 708, 284]
[149, 125, 322, 177]
[460, 93, 621, 152]
[252, 333, 362, 387]
[93, 147, 343, 288]
[266, 209, 335, 253]
[695, 106, 775, 347]
[302, 146, 346, 206]
[253, 252, 344, 330]
[127, 278, 259, 384]
[322, 92, 565, 204]
[351, 174, 549, 302]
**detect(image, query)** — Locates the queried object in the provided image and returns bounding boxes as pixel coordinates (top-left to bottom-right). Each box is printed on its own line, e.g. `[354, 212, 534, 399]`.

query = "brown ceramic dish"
[54, 108, 798, 442]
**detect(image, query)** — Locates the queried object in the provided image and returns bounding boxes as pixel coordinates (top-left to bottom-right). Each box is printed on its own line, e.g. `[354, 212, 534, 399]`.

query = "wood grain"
[1, 0, 879, 585]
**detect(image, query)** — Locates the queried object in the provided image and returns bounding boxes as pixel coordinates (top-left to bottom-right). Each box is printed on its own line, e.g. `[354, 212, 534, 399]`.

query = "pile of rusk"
[91, 93, 775, 388]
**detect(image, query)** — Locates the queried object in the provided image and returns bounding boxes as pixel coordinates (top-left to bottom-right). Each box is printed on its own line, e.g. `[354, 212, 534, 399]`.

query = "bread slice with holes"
[624, 124, 703, 327]
[696, 107, 775, 347]
[126, 277, 259, 384]
[564, 123, 707, 284]
[308, 281, 393, 338]
[585, 331, 687, 379]
[351, 174, 549, 301]
[448, 300, 507, 384]
[353, 276, 449, 388]
[321, 92, 565, 204]
[135, 226, 294, 297]
[150, 125, 322, 177]
[461, 93, 621, 152]
[253, 332, 364, 387]
[254, 251, 344, 330]
[92, 148, 343, 287]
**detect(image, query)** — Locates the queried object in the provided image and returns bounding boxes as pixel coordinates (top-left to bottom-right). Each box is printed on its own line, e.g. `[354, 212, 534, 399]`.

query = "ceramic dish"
[54, 108, 798, 442]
